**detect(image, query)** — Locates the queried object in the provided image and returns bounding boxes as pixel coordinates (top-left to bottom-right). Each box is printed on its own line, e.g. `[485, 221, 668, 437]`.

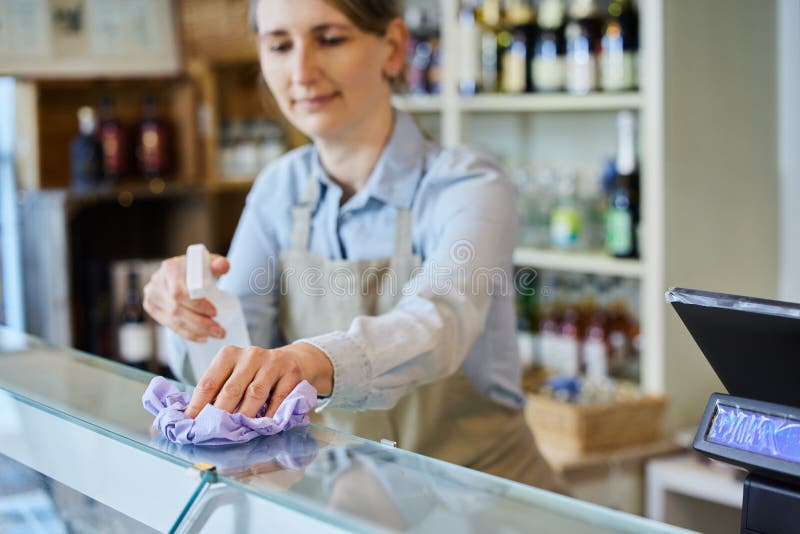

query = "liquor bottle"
[458, 0, 481, 95]
[69, 106, 104, 192]
[533, 0, 566, 92]
[565, 0, 603, 94]
[539, 289, 564, 374]
[600, 0, 639, 91]
[583, 277, 610, 380]
[557, 275, 582, 377]
[605, 110, 640, 258]
[605, 277, 631, 376]
[118, 268, 153, 371]
[428, 36, 443, 94]
[501, 0, 534, 94]
[97, 94, 129, 181]
[137, 95, 173, 179]
[478, 0, 502, 93]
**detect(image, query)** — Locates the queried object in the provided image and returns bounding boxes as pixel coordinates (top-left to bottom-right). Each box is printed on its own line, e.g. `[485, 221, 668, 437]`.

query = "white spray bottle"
[185, 244, 250, 381]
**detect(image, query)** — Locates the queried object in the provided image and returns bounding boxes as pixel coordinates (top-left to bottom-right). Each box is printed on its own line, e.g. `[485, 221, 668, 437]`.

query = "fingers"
[185, 346, 238, 418]
[185, 346, 304, 420]
[147, 299, 223, 342]
[210, 255, 230, 278]
[237, 366, 279, 418]
[143, 256, 224, 341]
[213, 348, 264, 413]
[265, 370, 302, 418]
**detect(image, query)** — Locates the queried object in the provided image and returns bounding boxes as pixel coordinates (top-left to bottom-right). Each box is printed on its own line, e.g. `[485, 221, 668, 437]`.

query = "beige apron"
[278, 175, 563, 491]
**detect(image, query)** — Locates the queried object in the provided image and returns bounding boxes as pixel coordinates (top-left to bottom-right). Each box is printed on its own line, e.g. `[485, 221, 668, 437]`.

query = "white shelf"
[391, 94, 443, 113]
[393, 92, 643, 114]
[458, 92, 643, 113]
[513, 247, 645, 278]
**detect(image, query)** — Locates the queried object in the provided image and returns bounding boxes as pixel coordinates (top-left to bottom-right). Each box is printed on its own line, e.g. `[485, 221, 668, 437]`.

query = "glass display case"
[0, 327, 692, 533]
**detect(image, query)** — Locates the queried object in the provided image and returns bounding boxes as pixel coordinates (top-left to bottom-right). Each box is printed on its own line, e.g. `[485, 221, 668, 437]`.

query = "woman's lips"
[293, 93, 338, 111]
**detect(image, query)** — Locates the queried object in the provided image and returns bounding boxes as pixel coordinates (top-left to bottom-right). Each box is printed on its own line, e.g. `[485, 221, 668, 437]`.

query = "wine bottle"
[97, 94, 129, 181]
[137, 95, 172, 179]
[605, 110, 640, 258]
[478, 0, 502, 93]
[118, 268, 153, 371]
[532, 0, 566, 92]
[600, 0, 639, 91]
[69, 106, 104, 192]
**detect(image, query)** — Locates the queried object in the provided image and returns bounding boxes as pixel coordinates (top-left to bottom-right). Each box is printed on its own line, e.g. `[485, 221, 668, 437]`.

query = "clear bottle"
[549, 171, 583, 250]
[600, 0, 639, 91]
[532, 0, 566, 92]
[119, 268, 153, 371]
[565, 0, 602, 94]
[458, 0, 481, 95]
[500, 0, 534, 93]
[184, 244, 251, 381]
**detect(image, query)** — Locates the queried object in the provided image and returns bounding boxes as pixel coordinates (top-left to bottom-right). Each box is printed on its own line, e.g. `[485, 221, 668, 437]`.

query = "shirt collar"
[311, 109, 427, 210]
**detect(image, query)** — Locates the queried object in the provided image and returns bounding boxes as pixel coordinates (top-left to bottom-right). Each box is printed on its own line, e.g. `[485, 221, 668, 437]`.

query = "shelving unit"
[402, 0, 779, 432]
[8, 0, 778, 433]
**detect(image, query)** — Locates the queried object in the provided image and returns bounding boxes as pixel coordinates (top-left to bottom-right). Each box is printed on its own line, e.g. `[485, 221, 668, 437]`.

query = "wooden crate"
[525, 394, 667, 454]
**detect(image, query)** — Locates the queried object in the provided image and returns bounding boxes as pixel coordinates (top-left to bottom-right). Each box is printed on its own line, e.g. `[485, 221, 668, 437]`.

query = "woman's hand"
[143, 254, 231, 342]
[184, 343, 333, 419]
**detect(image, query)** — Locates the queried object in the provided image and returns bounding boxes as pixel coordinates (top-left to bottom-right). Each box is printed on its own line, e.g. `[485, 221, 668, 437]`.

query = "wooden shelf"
[459, 92, 643, 113]
[513, 247, 644, 278]
[211, 178, 255, 192]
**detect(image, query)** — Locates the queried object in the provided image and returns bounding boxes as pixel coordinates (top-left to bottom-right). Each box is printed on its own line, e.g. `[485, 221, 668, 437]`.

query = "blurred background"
[0, 1, 797, 531]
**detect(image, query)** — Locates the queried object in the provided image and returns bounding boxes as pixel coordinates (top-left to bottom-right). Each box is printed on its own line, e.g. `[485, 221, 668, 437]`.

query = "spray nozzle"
[186, 244, 212, 300]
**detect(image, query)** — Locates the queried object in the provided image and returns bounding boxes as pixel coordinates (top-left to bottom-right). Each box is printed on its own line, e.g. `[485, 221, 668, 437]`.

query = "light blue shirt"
[179, 110, 525, 411]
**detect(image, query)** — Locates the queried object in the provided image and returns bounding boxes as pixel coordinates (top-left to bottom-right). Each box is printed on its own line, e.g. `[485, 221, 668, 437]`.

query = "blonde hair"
[249, 0, 401, 36]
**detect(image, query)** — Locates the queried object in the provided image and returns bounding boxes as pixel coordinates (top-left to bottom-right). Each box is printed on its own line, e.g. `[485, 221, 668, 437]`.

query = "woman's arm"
[299, 151, 517, 410]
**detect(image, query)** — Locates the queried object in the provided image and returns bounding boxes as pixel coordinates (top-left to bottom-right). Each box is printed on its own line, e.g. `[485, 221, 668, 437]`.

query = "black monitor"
[666, 287, 800, 409]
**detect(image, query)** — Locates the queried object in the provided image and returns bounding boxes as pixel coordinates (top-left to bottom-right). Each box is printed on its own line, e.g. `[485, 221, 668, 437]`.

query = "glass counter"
[0, 327, 694, 533]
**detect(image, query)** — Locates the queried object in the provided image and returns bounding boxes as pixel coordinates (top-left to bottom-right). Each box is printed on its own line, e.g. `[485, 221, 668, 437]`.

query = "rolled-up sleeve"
[296, 151, 517, 410]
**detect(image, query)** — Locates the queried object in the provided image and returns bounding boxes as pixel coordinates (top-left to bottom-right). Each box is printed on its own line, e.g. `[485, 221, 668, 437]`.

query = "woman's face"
[255, 0, 405, 141]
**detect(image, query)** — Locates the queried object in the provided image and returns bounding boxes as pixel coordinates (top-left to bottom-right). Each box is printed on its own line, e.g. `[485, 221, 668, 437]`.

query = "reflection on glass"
[0, 452, 158, 533]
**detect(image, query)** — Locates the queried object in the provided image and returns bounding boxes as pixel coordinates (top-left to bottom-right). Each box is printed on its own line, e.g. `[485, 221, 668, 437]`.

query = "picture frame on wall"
[0, 0, 181, 78]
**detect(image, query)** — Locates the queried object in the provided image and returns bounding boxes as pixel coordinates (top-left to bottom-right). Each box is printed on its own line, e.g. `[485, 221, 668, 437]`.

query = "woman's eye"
[319, 36, 346, 47]
[269, 42, 291, 53]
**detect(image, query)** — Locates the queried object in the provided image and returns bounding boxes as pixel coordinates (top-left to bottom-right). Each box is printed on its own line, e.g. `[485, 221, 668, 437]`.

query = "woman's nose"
[291, 43, 319, 85]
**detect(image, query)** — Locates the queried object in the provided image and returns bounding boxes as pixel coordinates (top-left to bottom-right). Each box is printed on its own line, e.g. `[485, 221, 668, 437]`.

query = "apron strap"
[392, 208, 414, 258]
[290, 173, 319, 251]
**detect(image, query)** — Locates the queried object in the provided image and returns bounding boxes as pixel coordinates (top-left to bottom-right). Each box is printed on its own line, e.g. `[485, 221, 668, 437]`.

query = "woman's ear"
[383, 17, 409, 79]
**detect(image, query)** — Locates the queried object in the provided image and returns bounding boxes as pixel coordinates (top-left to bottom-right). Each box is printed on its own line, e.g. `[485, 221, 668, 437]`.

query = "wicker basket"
[525, 394, 667, 454]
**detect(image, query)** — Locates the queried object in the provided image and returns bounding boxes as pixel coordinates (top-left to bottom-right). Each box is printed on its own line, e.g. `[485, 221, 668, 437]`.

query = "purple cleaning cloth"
[142, 376, 317, 446]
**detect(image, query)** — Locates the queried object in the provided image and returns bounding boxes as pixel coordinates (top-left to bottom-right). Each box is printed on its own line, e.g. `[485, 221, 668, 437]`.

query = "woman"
[144, 0, 563, 491]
